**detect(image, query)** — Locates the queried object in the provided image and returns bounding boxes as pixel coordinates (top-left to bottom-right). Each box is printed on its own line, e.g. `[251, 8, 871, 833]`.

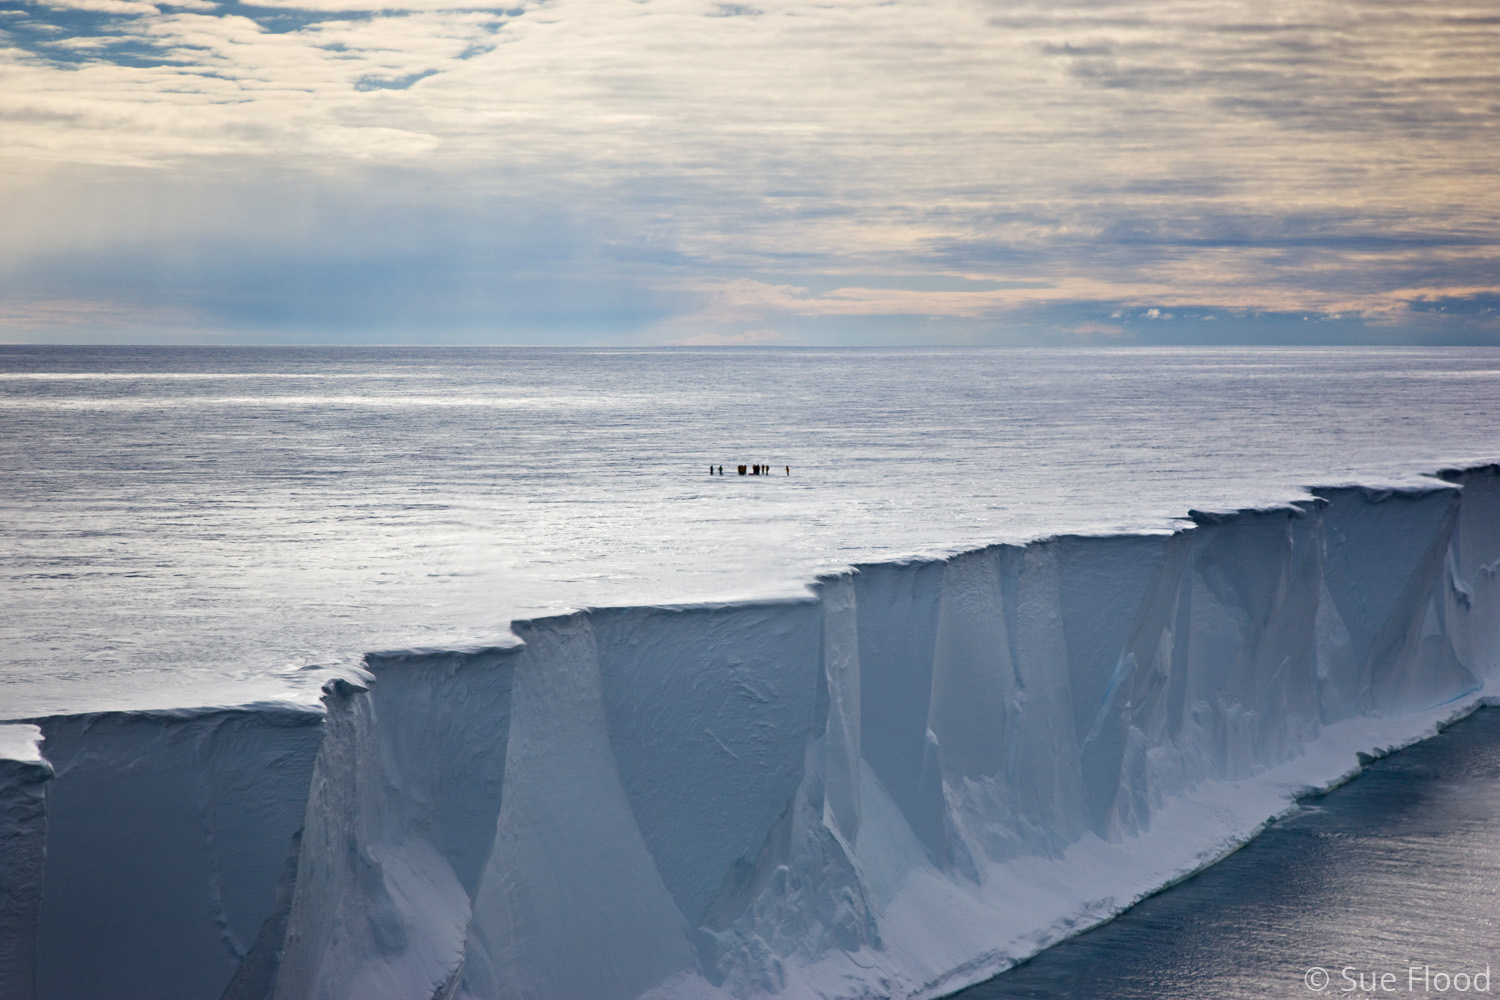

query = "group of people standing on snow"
[708, 464, 790, 476]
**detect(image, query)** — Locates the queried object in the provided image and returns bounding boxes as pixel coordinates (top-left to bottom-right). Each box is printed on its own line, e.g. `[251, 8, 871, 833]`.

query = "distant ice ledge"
[3, 465, 1500, 1000]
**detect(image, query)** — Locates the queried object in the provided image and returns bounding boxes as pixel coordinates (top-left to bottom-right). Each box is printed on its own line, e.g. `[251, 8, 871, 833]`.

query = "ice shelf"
[5, 466, 1500, 1000]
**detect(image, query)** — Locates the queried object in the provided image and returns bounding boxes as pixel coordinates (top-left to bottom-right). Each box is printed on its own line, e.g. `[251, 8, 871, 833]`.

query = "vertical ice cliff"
[266, 646, 516, 1000]
[5, 466, 1499, 1000]
[462, 617, 699, 1000]
[1443, 466, 1500, 682]
[29, 708, 323, 1000]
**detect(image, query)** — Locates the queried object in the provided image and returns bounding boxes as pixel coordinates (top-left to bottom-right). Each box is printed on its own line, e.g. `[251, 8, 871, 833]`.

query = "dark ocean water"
[958, 707, 1500, 1000]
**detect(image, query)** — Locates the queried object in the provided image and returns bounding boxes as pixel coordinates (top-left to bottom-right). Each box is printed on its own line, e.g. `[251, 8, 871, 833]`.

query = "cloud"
[37, 0, 161, 15]
[0, 297, 200, 332]
[0, 0, 1497, 342]
[0, 164, 685, 341]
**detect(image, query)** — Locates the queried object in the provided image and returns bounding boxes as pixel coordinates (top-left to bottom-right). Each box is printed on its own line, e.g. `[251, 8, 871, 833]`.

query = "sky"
[1, 0, 1497, 344]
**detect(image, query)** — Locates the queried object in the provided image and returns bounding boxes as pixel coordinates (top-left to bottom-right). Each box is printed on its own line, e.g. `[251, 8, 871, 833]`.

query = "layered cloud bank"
[2, 0, 1498, 341]
[4, 465, 1499, 999]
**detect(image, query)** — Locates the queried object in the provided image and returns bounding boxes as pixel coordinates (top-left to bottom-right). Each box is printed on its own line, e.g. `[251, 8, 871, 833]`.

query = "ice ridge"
[3, 466, 1500, 1000]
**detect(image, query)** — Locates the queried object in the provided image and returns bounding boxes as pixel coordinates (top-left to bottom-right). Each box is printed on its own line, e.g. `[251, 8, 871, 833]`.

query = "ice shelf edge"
[3, 464, 1499, 1000]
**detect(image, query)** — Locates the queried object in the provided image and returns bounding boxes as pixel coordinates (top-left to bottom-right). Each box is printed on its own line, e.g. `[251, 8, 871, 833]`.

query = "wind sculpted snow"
[4, 466, 1500, 1000]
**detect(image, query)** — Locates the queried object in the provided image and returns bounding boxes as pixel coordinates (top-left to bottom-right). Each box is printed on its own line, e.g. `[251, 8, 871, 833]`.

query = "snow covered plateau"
[5, 465, 1500, 1000]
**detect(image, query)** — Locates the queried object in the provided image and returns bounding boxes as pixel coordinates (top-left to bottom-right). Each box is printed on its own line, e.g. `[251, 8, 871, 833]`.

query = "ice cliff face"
[4, 467, 1500, 1000]
[24, 708, 323, 1000]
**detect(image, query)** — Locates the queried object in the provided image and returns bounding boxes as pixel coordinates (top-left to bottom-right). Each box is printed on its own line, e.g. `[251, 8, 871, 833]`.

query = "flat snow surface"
[2, 345, 1498, 716]
[0, 724, 43, 764]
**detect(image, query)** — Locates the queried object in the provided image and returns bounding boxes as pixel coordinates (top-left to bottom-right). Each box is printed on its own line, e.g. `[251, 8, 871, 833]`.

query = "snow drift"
[5, 466, 1500, 1000]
